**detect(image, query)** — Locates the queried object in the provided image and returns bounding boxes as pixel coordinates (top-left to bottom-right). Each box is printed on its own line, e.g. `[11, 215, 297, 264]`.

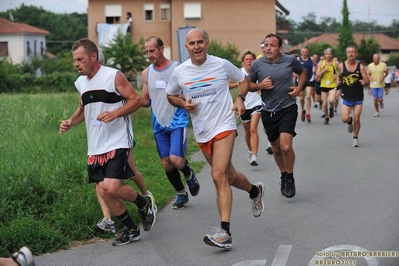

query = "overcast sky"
[1, 0, 397, 26]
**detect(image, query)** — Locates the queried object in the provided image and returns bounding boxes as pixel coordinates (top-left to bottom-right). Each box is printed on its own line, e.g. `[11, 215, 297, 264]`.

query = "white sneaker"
[95, 217, 116, 233]
[352, 138, 359, 147]
[250, 155, 258, 166]
[12, 247, 35, 266]
[374, 112, 379, 117]
[247, 151, 252, 163]
[251, 182, 265, 217]
[380, 101, 384, 109]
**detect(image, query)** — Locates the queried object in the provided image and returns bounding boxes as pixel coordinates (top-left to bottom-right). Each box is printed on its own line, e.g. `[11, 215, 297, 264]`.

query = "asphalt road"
[35, 89, 399, 266]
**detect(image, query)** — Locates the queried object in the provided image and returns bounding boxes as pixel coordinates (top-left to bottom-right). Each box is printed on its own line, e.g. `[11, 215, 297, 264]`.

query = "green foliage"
[208, 40, 240, 67]
[357, 38, 380, 64]
[308, 43, 334, 58]
[386, 54, 399, 68]
[103, 33, 149, 74]
[337, 0, 355, 61]
[0, 93, 203, 256]
[41, 50, 76, 74]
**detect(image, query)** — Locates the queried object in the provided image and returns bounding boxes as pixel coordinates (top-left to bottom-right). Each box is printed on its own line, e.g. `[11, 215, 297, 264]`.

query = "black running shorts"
[261, 104, 297, 142]
[87, 148, 134, 183]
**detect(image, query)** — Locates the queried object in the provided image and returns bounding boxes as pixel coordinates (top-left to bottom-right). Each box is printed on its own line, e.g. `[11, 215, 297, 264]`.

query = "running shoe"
[95, 217, 116, 233]
[321, 112, 325, 118]
[301, 110, 306, 121]
[347, 122, 353, 133]
[352, 138, 359, 147]
[251, 182, 265, 217]
[112, 226, 140, 246]
[12, 247, 35, 266]
[172, 192, 189, 210]
[203, 227, 232, 250]
[374, 112, 379, 117]
[334, 109, 338, 115]
[380, 101, 384, 109]
[324, 118, 329, 125]
[266, 146, 273, 155]
[146, 191, 158, 214]
[139, 195, 156, 231]
[250, 155, 258, 166]
[329, 108, 334, 118]
[247, 151, 252, 163]
[306, 114, 311, 123]
[186, 167, 200, 196]
[282, 178, 296, 198]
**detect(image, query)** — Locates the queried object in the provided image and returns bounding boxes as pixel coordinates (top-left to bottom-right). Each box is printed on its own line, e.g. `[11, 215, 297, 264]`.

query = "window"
[27, 41, 31, 55]
[41, 41, 45, 56]
[144, 4, 154, 21]
[34, 40, 37, 56]
[160, 3, 170, 21]
[184, 2, 201, 20]
[0, 42, 8, 56]
[105, 4, 121, 24]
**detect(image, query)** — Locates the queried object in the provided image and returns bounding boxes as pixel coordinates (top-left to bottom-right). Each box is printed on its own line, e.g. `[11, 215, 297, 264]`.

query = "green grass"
[0, 92, 203, 256]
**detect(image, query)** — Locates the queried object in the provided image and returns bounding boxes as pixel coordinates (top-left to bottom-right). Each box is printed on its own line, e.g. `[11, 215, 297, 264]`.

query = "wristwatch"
[238, 94, 246, 101]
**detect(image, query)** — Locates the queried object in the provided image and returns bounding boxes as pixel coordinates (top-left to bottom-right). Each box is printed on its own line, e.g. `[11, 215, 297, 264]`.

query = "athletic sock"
[286, 172, 294, 180]
[249, 184, 259, 199]
[178, 159, 192, 180]
[117, 210, 137, 230]
[221, 221, 231, 236]
[166, 167, 185, 191]
[133, 194, 148, 210]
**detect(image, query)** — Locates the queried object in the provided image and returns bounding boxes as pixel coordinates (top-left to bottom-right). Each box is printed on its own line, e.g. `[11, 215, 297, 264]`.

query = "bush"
[208, 40, 241, 67]
[386, 54, 399, 68]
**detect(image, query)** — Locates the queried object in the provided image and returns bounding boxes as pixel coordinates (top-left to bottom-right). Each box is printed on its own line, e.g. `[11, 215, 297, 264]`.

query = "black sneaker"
[329, 108, 334, 118]
[186, 167, 200, 196]
[324, 118, 329, 125]
[139, 196, 156, 231]
[112, 227, 140, 246]
[282, 178, 296, 198]
[266, 146, 273, 155]
[173, 192, 189, 210]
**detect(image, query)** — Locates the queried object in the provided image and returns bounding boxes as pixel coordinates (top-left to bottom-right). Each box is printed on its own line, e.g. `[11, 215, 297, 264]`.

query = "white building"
[0, 18, 50, 64]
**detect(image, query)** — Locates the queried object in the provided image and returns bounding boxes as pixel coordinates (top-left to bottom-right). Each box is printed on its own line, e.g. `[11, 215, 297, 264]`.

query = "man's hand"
[185, 98, 198, 113]
[232, 98, 246, 118]
[59, 119, 72, 134]
[97, 111, 117, 123]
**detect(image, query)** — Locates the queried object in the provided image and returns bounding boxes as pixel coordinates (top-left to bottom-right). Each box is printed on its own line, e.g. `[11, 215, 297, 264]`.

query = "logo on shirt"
[343, 74, 360, 86]
[184, 76, 218, 90]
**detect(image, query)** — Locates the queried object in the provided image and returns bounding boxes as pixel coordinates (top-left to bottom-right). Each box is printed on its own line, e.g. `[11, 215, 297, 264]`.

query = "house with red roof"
[289, 33, 399, 62]
[0, 18, 50, 64]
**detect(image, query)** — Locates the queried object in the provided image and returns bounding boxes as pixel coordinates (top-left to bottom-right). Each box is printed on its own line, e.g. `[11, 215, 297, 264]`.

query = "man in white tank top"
[141, 36, 200, 210]
[59, 38, 156, 246]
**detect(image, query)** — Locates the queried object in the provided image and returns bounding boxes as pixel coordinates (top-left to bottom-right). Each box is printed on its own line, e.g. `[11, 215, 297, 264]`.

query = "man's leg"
[305, 86, 313, 119]
[352, 103, 363, 138]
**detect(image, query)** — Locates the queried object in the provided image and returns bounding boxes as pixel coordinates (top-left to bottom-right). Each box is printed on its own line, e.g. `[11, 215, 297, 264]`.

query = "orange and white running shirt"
[166, 55, 245, 143]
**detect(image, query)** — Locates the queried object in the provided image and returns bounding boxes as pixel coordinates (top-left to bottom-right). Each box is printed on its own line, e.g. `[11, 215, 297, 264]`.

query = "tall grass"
[0, 92, 203, 256]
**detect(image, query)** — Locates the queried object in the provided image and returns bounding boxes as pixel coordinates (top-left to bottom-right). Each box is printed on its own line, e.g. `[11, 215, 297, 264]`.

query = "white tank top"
[74, 66, 134, 155]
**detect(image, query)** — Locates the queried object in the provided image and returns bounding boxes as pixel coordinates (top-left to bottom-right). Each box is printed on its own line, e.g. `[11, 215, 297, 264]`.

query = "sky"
[0, 0, 397, 26]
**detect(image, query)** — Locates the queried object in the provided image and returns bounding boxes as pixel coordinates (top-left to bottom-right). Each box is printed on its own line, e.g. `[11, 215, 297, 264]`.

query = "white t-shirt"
[241, 67, 262, 109]
[166, 55, 245, 143]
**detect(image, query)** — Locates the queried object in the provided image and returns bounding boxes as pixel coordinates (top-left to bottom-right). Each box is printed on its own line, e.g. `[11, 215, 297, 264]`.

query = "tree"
[386, 54, 399, 68]
[0, 4, 87, 54]
[208, 40, 240, 67]
[102, 33, 148, 78]
[357, 38, 380, 64]
[337, 0, 355, 60]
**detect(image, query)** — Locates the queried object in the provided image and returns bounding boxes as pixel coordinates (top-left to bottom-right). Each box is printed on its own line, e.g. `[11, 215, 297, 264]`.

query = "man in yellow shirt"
[367, 54, 389, 117]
